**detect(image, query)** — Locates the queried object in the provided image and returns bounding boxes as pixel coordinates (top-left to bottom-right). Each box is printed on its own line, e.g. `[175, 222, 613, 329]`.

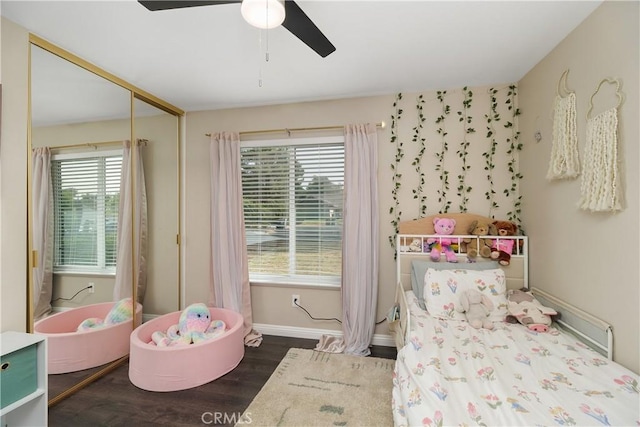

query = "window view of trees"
[241, 143, 344, 280]
[52, 155, 121, 271]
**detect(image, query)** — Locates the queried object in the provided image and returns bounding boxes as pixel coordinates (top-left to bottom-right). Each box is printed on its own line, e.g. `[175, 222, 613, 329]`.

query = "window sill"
[53, 270, 115, 278]
[249, 280, 340, 291]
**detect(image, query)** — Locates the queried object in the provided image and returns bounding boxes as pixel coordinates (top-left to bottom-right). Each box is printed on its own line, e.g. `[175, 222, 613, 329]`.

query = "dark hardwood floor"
[48, 335, 397, 427]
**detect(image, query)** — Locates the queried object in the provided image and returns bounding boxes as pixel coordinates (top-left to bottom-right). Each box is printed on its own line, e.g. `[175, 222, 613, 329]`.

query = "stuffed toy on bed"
[427, 217, 458, 263]
[151, 303, 227, 347]
[456, 289, 494, 329]
[462, 220, 496, 261]
[408, 238, 423, 252]
[507, 289, 557, 332]
[490, 220, 518, 266]
[77, 298, 134, 331]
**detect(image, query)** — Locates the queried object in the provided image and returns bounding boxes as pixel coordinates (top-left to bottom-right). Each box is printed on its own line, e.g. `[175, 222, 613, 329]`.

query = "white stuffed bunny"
[457, 289, 494, 330]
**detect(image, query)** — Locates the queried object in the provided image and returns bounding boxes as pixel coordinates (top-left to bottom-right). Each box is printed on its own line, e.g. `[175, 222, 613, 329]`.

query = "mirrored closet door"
[133, 97, 181, 315]
[27, 35, 183, 406]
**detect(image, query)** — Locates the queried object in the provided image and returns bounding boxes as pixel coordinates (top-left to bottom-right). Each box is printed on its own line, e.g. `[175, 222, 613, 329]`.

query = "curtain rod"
[205, 121, 386, 138]
[47, 139, 148, 151]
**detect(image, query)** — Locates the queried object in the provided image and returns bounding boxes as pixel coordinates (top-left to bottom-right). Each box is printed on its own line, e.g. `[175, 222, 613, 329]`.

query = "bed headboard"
[393, 214, 614, 360]
[398, 213, 506, 235]
[397, 213, 528, 291]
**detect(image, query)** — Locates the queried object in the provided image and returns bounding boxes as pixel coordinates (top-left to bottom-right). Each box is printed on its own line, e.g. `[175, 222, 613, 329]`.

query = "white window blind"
[51, 151, 122, 273]
[240, 137, 344, 286]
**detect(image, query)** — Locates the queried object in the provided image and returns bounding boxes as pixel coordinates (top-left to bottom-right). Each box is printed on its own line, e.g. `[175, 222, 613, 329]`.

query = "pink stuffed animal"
[427, 217, 458, 263]
[507, 289, 557, 332]
[151, 303, 226, 346]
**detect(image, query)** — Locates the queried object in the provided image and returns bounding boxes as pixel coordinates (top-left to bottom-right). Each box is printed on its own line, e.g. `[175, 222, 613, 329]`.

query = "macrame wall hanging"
[547, 69, 580, 180]
[578, 77, 623, 212]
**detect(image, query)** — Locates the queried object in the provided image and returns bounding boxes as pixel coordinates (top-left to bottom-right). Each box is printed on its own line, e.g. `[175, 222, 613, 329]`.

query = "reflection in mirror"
[133, 97, 180, 316]
[29, 42, 134, 403]
[28, 34, 183, 406]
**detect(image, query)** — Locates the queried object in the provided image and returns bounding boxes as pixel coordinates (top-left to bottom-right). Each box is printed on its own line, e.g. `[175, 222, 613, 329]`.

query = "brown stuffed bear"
[491, 220, 518, 266]
[463, 220, 496, 260]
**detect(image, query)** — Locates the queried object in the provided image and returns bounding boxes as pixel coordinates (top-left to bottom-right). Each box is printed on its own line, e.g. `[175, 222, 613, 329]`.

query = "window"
[241, 136, 344, 286]
[51, 150, 122, 274]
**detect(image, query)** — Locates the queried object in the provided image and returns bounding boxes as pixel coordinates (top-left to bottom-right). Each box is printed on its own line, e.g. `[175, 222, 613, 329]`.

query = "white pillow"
[423, 268, 508, 322]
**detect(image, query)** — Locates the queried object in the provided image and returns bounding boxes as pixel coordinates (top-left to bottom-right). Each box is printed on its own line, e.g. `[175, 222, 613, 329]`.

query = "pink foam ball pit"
[128, 307, 244, 392]
[34, 301, 142, 374]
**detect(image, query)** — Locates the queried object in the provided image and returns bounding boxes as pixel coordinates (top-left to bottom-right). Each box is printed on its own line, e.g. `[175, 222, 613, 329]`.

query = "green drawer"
[0, 344, 38, 409]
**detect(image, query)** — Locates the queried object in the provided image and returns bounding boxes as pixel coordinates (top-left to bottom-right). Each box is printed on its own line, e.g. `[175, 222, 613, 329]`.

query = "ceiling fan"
[138, 0, 336, 58]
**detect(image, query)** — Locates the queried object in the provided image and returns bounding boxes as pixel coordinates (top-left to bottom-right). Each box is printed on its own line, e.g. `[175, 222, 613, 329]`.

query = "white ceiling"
[2, 0, 603, 115]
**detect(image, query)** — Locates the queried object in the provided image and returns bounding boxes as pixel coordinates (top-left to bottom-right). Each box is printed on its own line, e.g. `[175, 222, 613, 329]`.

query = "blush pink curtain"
[32, 147, 54, 320]
[315, 123, 380, 356]
[114, 140, 147, 304]
[341, 123, 379, 356]
[209, 132, 262, 347]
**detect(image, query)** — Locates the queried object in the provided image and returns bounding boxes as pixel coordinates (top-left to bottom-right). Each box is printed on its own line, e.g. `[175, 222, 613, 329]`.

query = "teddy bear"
[462, 220, 496, 261]
[490, 220, 518, 266]
[456, 289, 494, 329]
[426, 217, 458, 262]
[408, 238, 423, 252]
[506, 289, 557, 332]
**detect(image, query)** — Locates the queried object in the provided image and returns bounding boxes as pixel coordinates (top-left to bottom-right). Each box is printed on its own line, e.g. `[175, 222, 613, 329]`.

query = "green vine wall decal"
[456, 86, 475, 212]
[412, 94, 427, 217]
[435, 90, 452, 213]
[386, 84, 524, 255]
[503, 85, 523, 225]
[483, 87, 500, 217]
[389, 92, 404, 252]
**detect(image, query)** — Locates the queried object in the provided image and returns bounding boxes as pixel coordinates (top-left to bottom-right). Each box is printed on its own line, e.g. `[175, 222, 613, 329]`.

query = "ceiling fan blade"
[138, 1, 239, 12]
[139, 0, 335, 58]
[282, 1, 335, 58]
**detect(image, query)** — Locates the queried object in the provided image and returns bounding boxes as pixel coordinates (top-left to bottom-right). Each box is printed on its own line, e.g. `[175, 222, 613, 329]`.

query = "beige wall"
[519, 1, 639, 372]
[0, 17, 28, 332]
[184, 86, 519, 338]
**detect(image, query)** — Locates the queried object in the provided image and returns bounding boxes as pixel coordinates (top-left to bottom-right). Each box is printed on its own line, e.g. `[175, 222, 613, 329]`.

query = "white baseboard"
[138, 316, 396, 348]
[253, 323, 396, 348]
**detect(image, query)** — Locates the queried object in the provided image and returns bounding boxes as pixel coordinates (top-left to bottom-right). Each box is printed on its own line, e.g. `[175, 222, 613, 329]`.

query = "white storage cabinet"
[0, 332, 47, 427]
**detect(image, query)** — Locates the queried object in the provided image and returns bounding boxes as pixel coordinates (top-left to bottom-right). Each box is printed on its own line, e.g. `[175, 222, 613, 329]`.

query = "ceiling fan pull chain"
[265, 25, 270, 63]
[258, 29, 263, 87]
[265, 30, 270, 62]
[264, 2, 271, 62]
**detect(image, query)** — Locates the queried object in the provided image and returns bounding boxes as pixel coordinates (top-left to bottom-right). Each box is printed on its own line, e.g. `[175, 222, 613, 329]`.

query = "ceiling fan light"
[241, 0, 285, 29]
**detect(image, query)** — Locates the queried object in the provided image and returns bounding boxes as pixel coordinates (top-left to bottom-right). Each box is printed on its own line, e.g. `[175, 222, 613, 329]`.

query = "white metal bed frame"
[393, 233, 614, 360]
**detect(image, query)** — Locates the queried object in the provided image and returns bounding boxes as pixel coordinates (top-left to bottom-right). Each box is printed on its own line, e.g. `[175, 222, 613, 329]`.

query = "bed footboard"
[532, 287, 613, 359]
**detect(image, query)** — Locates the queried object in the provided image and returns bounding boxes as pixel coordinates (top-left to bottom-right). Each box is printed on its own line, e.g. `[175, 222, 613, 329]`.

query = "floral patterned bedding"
[392, 291, 639, 426]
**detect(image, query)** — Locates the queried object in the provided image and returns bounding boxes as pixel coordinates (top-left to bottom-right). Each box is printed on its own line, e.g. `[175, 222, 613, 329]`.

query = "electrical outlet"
[291, 294, 300, 307]
[89, 282, 95, 294]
